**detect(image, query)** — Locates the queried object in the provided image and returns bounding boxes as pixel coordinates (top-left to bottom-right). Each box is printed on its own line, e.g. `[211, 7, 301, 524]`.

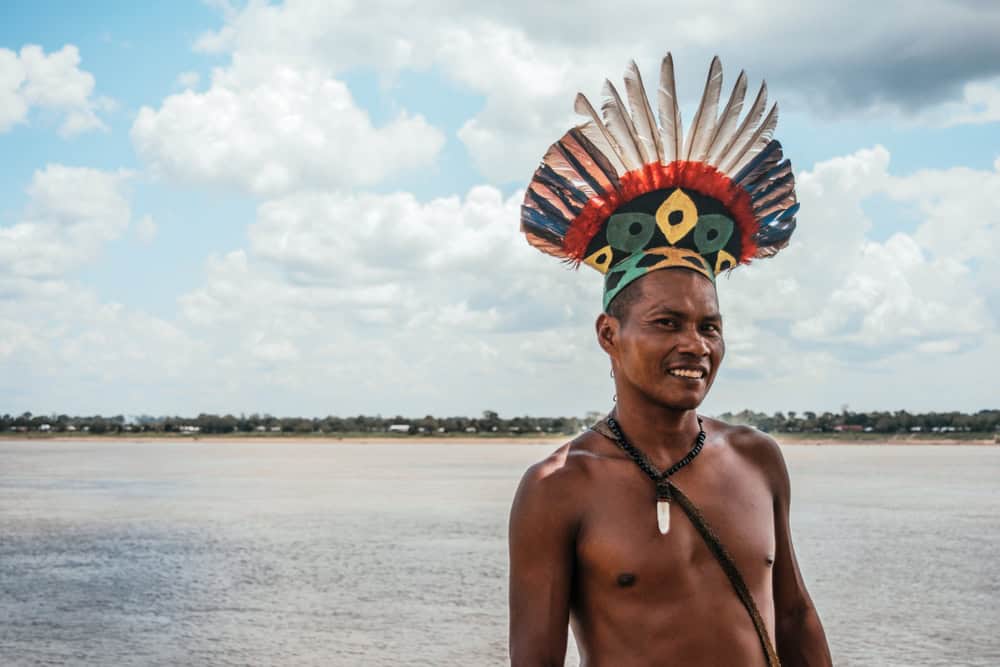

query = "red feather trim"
[562, 161, 758, 263]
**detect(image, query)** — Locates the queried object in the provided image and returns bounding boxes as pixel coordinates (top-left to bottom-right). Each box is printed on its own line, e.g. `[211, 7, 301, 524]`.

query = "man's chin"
[667, 398, 705, 411]
[649, 390, 706, 412]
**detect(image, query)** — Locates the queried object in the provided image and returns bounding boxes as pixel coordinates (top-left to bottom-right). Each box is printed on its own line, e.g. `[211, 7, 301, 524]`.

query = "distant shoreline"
[3, 432, 997, 446]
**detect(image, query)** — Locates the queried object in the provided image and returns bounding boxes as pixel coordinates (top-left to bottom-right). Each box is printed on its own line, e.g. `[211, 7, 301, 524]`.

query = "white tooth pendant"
[655, 482, 672, 534]
[657, 499, 671, 534]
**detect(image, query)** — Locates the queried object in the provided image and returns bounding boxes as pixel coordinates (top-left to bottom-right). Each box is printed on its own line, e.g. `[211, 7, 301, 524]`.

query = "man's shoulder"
[514, 429, 615, 507]
[509, 433, 595, 534]
[705, 417, 789, 492]
[707, 417, 782, 455]
[520, 429, 611, 487]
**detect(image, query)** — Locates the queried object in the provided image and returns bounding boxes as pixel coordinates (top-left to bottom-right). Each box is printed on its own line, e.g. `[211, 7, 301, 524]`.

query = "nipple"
[617, 573, 637, 587]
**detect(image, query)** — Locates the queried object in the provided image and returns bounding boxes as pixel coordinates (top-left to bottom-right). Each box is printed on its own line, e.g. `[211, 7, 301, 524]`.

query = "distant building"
[40, 424, 51, 432]
[388, 424, 410, 433]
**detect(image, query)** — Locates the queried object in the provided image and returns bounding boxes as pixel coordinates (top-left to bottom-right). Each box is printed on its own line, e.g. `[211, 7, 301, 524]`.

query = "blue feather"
[748, 161, 793, 198]
[536, 164, 588, 211]
[777, 202, 800, 220]
[526, 187, 574, 226]
[520, 204, 568, 244]
[732, 140, 782, 186]
[751, 171, 794, 203]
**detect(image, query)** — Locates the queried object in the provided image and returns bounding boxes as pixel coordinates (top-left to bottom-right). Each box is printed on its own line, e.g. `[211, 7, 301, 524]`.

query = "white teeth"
[669, 369, 704, 379]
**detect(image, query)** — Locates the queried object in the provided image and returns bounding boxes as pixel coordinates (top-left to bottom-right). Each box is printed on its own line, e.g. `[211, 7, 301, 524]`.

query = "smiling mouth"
[668, 368, 706, 380]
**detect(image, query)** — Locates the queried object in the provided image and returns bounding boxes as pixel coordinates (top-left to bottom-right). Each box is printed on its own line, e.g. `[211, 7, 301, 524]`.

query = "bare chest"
[575, 449, 776, 595]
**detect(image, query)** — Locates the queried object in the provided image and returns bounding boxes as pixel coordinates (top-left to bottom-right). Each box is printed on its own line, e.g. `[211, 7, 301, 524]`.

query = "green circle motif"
[606, 212, 656, 253]
[693, 214, 735, 254]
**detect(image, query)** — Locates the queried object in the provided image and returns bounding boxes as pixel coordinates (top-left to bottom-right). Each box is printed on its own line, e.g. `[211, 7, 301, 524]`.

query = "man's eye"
[702, 323, 720, 332]
[656, 319, 676, 326]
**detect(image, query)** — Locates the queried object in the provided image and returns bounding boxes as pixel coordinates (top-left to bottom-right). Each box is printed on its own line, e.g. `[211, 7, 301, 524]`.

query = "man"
[509, 53, 832, 666]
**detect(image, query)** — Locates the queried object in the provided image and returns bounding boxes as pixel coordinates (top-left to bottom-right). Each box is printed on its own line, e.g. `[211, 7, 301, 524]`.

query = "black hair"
[605, 276, 645, 322]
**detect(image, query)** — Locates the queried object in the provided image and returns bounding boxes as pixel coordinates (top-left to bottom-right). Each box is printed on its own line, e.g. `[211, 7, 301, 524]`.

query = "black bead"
[606, 415, 706, 490]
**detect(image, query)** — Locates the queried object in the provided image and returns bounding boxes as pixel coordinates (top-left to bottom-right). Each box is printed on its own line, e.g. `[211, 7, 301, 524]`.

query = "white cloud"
[175, 70, 200, 89]
[0, 170, 206, 414]
[182, 0, 1000, 182]
[721, 147, 994, 354]
[6, 6, 999, 417]
[922, 77, 1000, 127]
[0, 165, 132, 287]
[0, 282, 207, 414]
[159, 184, 607, 415]
[152, 144, 996, 415]
[182, 185, 595, 333]
[885, 161, 1000, 265]
[0, 49, 29, 131]
[789, 233, 986, 345]
[131, 64, 445, 196]
[3, 143, 997, 415]
[0, 44, 111, 136]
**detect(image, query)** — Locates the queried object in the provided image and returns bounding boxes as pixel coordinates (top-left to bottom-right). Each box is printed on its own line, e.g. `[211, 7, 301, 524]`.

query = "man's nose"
[676, 326, 710, 355]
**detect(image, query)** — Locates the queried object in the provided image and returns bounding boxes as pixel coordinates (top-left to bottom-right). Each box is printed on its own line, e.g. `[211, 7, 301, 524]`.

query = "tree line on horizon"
[4, 409, 999, 435]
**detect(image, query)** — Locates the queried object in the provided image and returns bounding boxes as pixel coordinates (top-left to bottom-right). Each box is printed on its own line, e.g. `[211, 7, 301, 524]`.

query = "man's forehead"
[634, 269, 721, 315]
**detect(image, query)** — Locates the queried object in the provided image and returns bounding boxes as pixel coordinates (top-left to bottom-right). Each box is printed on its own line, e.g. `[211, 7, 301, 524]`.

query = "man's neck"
[611, 397, 702, 464]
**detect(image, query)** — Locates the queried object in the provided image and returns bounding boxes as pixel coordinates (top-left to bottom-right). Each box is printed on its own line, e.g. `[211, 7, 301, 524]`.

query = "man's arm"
[767, 438, 833, 667]
[508, 450, 577, 667]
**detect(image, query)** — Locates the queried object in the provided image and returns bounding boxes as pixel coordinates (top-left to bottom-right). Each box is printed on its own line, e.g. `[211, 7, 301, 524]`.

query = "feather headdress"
[520, 53, 799, 310]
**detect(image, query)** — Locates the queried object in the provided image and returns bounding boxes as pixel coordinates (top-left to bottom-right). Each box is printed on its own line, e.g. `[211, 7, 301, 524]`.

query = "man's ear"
[595, 312, 619, 357]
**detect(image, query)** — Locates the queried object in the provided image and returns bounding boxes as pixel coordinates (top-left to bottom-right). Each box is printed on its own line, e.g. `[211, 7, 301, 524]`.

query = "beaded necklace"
[605, 414, 706, 534]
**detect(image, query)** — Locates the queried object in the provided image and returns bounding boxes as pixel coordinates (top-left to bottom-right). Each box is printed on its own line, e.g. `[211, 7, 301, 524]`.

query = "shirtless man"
[510, 52, 832, 665]
[508, 269, 832, 666]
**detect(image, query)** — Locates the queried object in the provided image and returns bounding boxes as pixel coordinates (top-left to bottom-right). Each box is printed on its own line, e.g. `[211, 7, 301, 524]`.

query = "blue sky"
[2, 1, 999, 417]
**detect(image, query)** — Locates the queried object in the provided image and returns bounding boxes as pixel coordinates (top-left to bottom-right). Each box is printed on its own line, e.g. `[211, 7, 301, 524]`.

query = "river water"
[1, 440, 998, 666]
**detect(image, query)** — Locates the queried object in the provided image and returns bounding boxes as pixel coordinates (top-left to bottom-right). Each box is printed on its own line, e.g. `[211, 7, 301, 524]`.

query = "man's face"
[599, 269, 725, 411]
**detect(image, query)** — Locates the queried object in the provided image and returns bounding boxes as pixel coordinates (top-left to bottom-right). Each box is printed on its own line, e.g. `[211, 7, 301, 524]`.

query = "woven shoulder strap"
[590, 419, 781, 667]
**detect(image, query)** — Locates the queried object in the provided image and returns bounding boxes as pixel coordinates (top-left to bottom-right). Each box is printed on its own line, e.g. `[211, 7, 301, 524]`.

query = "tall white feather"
[623, 60, 663, 164]
[711, 81, 767, 168]
[720, 103, 779, 174]
[574, 93, 628, 175]
[657, 53, 683, 163]
[600, 79, 643, 171]
[684, 56, 723, 161]
[702, 70, 747, 166]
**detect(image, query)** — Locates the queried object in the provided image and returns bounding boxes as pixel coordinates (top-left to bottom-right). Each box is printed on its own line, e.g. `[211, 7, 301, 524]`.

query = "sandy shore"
[5, 434, 997, 446]
[8, 435, 563, 445]
[772, 435, 997, 446]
